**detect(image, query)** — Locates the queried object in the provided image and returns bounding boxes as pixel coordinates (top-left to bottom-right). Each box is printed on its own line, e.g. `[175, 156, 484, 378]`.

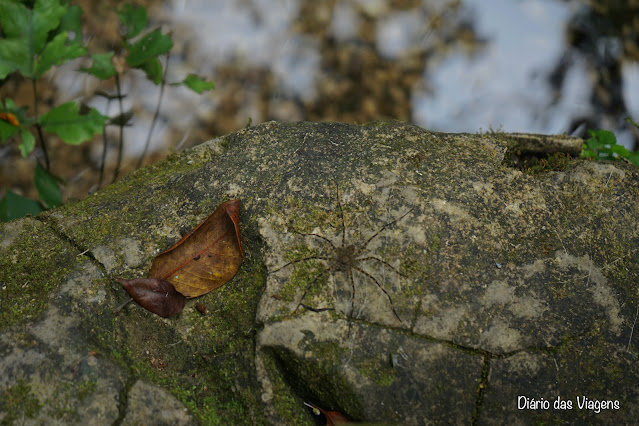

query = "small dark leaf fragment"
[304, 402, 351, 425]
[195, 302, 207, 315]
[116, 278, 186, 318]
[150, 358, 167, 369]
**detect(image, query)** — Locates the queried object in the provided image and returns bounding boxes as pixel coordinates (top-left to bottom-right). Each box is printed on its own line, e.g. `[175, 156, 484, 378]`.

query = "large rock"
[1, 121, 638, 424]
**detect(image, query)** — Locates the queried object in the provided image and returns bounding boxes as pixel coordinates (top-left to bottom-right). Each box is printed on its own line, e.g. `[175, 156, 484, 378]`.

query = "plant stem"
[137, 54, 170, 169]
[98, 98, 111, 189]
[112, 73, 125, 183]
[113, 297, 133, 313]
[31, 79, 50, 170]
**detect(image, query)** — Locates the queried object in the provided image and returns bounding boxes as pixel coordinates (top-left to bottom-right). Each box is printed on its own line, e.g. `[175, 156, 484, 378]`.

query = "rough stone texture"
[122, 380, 194, 425]
[1, 121, 638, 424]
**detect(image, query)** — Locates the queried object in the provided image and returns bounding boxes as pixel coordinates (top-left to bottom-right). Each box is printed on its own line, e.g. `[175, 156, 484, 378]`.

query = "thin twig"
[113, 297, 133, 313]
[98, 97, 112, 189]
[553, 229, 567, 254]
[598, 171, 613, 201]
[32, 79, 50, 170]
[112, 73, 125, 183]
[628, 304, 639, 352]
[136, 54, 170, 169]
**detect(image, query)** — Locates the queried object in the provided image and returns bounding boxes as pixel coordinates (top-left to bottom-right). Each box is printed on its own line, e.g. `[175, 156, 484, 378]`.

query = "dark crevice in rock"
[408, 298, 423, 331]
[36, 215, 107, 275]
[264, 346, 363, 423]
[489, 329, 597, 360]
[112, 376, 136, 426]
[280, 311, 499, 361]
[346, 313, 599, 361]
[498, 133, 582, 172]
[471, 353, 491, 425]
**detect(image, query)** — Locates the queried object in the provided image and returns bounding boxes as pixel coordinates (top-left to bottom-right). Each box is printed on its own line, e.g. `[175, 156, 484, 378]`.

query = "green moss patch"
[0, 218, 82, 330]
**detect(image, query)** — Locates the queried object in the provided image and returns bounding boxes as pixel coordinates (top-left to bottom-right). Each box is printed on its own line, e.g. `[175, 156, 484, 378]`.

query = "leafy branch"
[0, 0, 214, 222]
[581, 121, 639, 166]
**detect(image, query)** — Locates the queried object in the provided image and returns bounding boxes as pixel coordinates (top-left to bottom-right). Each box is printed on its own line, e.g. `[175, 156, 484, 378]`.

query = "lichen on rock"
[1, 121, 638, 424]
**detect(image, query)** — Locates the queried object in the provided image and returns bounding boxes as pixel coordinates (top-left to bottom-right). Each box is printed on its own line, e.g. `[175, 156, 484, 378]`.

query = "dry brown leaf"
[116, 278, 186, 318]
[117, 199, 243, 316]
[305, 402, 351, 425]
[148, 199, 243, 297]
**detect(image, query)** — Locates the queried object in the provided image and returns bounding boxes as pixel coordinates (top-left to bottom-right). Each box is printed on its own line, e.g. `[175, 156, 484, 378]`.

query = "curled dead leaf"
[0, 112, 19, 127]
[305, 402, 350, 425]
[116, 278, 185, 318]
[116, 199, 243, 317]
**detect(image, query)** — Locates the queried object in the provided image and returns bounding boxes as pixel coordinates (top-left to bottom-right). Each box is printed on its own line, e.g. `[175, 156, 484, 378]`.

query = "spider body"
[333, 244, 356, 272]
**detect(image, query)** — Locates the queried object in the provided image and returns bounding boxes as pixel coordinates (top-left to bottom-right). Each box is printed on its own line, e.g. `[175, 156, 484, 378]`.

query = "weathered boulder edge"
[1, 121, 638, 424]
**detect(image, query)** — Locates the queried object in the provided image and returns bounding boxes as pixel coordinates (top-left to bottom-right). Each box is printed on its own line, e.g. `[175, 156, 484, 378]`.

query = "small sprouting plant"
[581, 121, 639, 166]
[0, 0, 214, 222]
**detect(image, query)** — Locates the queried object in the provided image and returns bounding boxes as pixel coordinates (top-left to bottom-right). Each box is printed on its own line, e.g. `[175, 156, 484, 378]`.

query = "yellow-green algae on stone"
[0, 121, 638, 424]
[0, 217, 82, 330]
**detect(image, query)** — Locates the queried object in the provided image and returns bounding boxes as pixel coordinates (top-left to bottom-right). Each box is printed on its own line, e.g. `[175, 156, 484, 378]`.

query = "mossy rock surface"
[1, 121, 638, 424]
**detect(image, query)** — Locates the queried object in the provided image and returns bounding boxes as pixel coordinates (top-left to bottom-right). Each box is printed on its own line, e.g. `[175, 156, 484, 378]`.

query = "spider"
[270, 184, 413, 324]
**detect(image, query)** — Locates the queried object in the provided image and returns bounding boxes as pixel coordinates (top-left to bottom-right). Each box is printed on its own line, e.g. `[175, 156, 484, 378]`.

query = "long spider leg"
[348, 268, 356, 319]
[294, 231, 336, 248]
[270, 255, 332, 274]
[354, 207, 414, 257]
[294, 268, 330, 314]
[356, 255, 407, 277]
[298, 304, 332, 313]
[353, 266, 402, 323]
[335, 182, 346, 249]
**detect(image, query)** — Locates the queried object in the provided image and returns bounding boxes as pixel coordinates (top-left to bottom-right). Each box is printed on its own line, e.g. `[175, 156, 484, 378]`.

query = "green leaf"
[0, 189, 44, 222]
[81, 52, 117, 79]
[58, 4, 83, 39]
[182, 74, 215, 94]
[626, 117, 639, 130]
[584, 130, 611, 159]
[40, 102, 108, 145]
[139, 57, 163, 84]
[34, 163, 63, 208]
[626, 151, 639, 166]
[584, 139, 602, 151]
[0, 38, 31, 79]
[581, 128, 639, 166]
[580, 149, 597, 159]
[0, 119, 20, 142]
[35, 30, 86, 78]
[0, 98, 17, 110]
[19, 130, 35, 157]
[0, 0, 81, 78]
[610, 143, 631, 157]
[588, 129, 616, 146]
[0, 100, 25, 141]
[125, 28, 173, 67]
[118, 4, 148, 40]
[0, 0, 31, 39]
[31, 0, 68, 51]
